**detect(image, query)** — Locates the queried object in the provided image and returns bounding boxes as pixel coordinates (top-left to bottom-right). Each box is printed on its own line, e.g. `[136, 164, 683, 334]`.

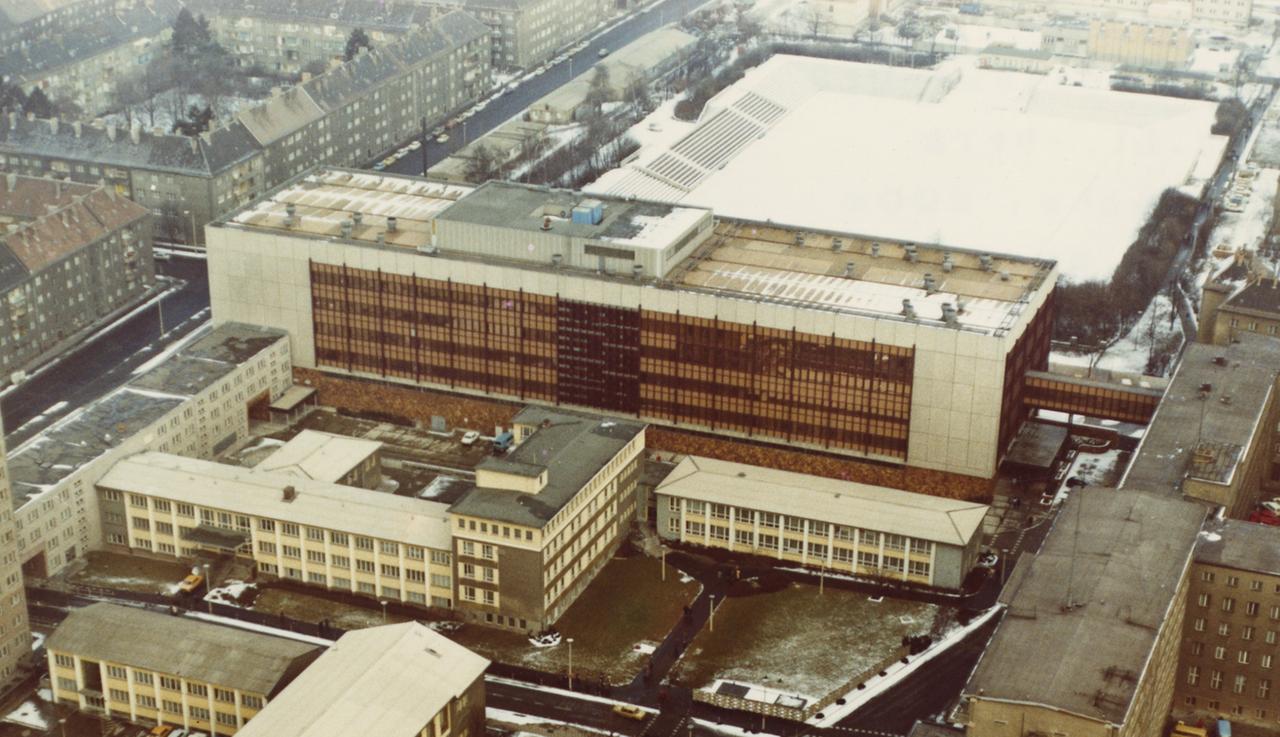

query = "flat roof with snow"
[654, 456, 988, 546]
[588, 54, 1228, 281]
[255, 430, 381, 483]
[99, 452, 453, 550]
[234, 623, 488, 737]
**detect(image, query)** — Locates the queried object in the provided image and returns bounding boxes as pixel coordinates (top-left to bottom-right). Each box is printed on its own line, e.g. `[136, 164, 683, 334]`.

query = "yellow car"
[611, 704, 646, 721]
[150, 725, 176, 736]
[177, 574, 203, 594]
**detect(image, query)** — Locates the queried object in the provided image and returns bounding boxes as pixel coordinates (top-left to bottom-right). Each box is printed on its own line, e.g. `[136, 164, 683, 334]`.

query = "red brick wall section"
[296, 369, 993, 502]
[646, 426, 993, 502]
[293, 368, 521, 433]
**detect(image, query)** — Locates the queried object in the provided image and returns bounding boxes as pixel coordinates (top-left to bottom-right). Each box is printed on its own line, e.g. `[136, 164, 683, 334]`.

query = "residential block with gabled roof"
[0, 173, 154, 385]
[46, 602, 321, 735]
[235, 622, 488, 737]
[653, 456, 989, 589]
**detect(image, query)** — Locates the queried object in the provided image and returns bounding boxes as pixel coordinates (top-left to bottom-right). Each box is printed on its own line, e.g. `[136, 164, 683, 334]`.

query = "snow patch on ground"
[205, 580, 256, 606]
[3, 701, 48, 730]
[183, 611, 333, 647]
[30, 631, 44, 651]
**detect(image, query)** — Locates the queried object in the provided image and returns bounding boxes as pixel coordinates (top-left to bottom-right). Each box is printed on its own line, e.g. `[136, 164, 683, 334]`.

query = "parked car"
[177, 573, 203, 594]
[1260, 500, 1280, 515]
[372, 162, 386, 171]
[598, 47, 609, 58]
[149, 726, 176, 737]
[408, 141, 422, 151]
[435, 133, 450, 143]
[977, 552, 999, 569]
[460, 430, 481, 446]
[431, 126, 445, 137]
[612, 704, 647, 721]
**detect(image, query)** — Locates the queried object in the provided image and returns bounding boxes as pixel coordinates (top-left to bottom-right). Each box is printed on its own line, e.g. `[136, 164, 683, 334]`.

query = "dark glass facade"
[311, 263, 919, 461]
[997, 290, 1054, 458]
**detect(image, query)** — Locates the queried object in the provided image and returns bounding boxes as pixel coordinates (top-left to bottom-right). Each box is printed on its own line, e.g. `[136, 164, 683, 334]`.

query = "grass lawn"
[669, 582, 940, 702]
[449, 555, 700, 683]
[252, 586, 417, 630]
[66, 551, 194, 595]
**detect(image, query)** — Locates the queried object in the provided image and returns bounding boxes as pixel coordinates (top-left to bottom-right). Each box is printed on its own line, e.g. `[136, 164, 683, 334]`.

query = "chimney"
[541, 215, 552, 231]
[901, 299, 917, 320]
[340, 218, 353, 238]
[386, 216, 398, 233]
[282, 485, 297, 502]
[551, 253, 563, 268]
[632, 263, 644, 279]
[7, 111, 15, 130]
[189, 137, 198, 154]
[831, 237, 843, 252]
[923, 272, 938, 294]
[979, 253, 993, 271]
[843, 261, 855, 278]
[942, 253, 954, 273]
[129, 121, 141, 145]
[870, 242, 880, 258]
[352, 212, 363, 226]
[106, 121, 117, 141]
[72, 120, 82, 138]
[999, 270, 1010, 282]
[48, 117, 58, 135]
[903, 244, 918, 262]
[284, 202, 297, 226]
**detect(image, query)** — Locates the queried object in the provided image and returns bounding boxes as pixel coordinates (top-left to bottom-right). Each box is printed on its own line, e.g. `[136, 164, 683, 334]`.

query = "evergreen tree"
[344, 28, 372, 61]
[0, 81, 26, 113]
[25, 87, 53, 118]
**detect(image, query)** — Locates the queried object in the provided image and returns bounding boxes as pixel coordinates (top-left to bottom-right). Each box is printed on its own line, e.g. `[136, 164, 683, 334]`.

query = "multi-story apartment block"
[1199, 268, 1280, 346]
[1175, 518, 1280, 728]
[0, 0, 138, 65]
[0, 407, 31, 689]
[1087, 19, 1192, 69]
[0, 113, 266, 247]
[208, 170, 1057, 493]
[1121, 334, 1280, 519]
[96, 452, 459, 609]
[431, 0, 609, 69]
[235, 622, 488, 737]
[47, 603, 320, 735]
[194, 0, 435, 75]
[1190, 0, 1252, 25]
[654, 456, 987, 590]
[448, 406, 645, 631]
[0, 0, 178, 117]
[5, 322, 290, 578]
[0, 12, 490, 246]
[961, 488, 1206, 737]
[239, 12, 491, 186]
[0, 174, 154, 383]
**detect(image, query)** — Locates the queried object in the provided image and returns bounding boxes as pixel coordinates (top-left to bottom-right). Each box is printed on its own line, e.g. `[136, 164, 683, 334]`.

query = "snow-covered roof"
[255, 430, 381, 483]
[99, 452, 453, 550]
[655, 456, 988, 547]
[588, 54, 1228, 281]
[235, 623, 488, 737]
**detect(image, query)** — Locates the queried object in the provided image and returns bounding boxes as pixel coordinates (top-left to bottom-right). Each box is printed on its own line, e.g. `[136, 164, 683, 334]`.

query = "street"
[384, 0, 714, 177]
[1, 257, 211, 446]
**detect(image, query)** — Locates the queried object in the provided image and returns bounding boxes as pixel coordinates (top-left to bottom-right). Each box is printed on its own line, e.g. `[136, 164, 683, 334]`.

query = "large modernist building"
[0, 407, 31, 689]
[208, 169, 1058, 492]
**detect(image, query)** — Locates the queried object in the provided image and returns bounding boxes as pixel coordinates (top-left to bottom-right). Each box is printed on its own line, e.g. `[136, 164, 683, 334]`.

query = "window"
[137, 694, 156, 709]
[1233, 675, 1246, 694]
[1210, 670, 1223, 690]
[187, 683, 208, 697]
[1187, 666, 1200, 686]
[1246, 601, 1259, 616]
[281, 523, 299, 537]
[306, 527, 324, 541]
[1263, 654, 1273, 669]
[380, 564, 400, 577]
[1214, 646, 1226, 660]
[135, 672, 153, 686]
[163, 700, 183, 714]
[109, 688, 130, 702]
[189, 706, 210, 721]
[1190, 642, 1204, 656]
[242, 694, 263, 709]
[1222, 597, 1236, 613]
[1218, 623, 1231, 636]
[160, 676, 180, 691]
[259, 519, 275, 532]
[1243, 626, 1254, 641]
[1260, 679, 1272, 699]
[106, 665, 127, 679]
[54, 654, 73, 667]
[355, 536, 374, 551]
[216, 712, 238, 726]
[331, 531, 349, 546]
[57, 677, 76, 691]
[1238, 651, 1251, 664]
[381, 541, 399, 555]
[215, 688, 234, 703]
[1198, 593, 1211, 607]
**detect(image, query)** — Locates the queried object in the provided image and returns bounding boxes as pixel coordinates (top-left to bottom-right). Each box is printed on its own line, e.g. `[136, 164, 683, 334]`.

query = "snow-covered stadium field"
[588, 55, 1228, 281]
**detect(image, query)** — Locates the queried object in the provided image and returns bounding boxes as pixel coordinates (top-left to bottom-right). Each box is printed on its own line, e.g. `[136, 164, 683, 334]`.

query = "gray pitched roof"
[0, 0, 179, 80]
[46, 603, 320, 695]
[0, 242, 28, 293]
[0, 115, 211, 176]
[191, 0, 434, 32]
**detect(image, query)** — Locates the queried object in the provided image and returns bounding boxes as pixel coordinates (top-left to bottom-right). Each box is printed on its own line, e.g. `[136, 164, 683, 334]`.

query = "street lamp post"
[567, 637, 575, 690]
[58, 717, 66, 737]
[661, 548, 667, 582]
[183, 209, 197, 247]
[380, 600, 388, 624]
[202, 563, 211, 614]
[709, 595, 716, 632]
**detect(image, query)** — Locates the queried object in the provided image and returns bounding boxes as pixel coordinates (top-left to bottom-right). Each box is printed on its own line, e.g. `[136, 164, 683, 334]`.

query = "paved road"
[1, 257, 211, 447]
[384, 0, 712, 177]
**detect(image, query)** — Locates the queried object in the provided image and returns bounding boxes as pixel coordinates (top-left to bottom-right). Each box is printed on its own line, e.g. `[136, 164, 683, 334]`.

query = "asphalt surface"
[383, 0, 712, 177]
[1, 256, 211, 447]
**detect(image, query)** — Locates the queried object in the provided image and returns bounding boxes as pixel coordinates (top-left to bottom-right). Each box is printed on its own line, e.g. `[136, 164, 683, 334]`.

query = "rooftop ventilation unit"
[340, 219, 353, 238]
[632, 263, 644, 279]
[282, 485, 297, 502]
[941, 302, 959, 326]
[386, 216, 398, 233]
[552, 253, 563, 268]
[352, 212, 363, 226]
[999, 270, 1010, 282]
[831, 237, 843, 252]
[870, 242, 880, 258]
[901, 299, 917, 320]
[923, 273, 938, 294]
[942, 253, 954, 273]
[903, 244, 918, 262]
[541, 215, 552, 231]
[284, 203, 297, 227]
[979, 253, 993, 271]
[844, 262, 855, 278]
[571, 199, 604, 226]
[794, 232, 805, 246]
